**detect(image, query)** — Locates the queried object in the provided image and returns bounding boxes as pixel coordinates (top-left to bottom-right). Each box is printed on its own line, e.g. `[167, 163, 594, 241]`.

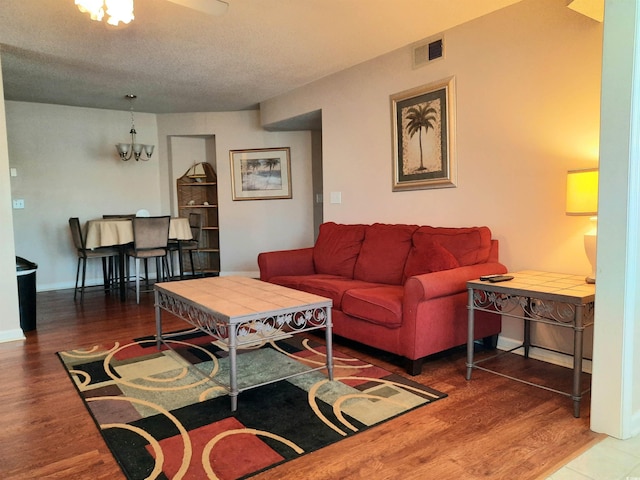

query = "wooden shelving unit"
[176, 162, 220, 275]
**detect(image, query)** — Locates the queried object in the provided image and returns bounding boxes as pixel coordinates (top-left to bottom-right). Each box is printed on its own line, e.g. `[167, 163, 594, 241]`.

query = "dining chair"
[168, 212, 202, 279]
[68, 217, 119, 302]
[126, 216, 171, 303]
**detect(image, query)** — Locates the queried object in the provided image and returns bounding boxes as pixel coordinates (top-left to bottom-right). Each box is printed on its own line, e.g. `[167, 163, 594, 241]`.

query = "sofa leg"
[406, 358, 423, 376]
[482, 334, 499, 349]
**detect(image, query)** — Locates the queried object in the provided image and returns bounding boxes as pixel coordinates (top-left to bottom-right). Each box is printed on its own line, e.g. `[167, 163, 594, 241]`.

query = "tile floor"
[547, 435, 640, 480]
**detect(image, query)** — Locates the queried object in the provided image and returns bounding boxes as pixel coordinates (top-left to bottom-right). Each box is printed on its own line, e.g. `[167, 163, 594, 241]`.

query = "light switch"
[12, 199, 25, 209]
[10, 168, 17, 177]
[330, 192, 342, 204]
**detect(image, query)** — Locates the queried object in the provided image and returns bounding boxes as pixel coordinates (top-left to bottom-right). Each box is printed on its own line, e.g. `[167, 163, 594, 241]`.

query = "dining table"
[85, 217, 192, 301]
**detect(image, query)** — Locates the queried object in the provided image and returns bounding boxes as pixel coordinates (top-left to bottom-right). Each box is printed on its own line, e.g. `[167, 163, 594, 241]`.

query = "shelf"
[177, 162, 220, 275]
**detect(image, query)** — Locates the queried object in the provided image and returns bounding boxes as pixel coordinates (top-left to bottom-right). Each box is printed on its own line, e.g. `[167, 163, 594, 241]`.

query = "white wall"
[6, 101, 161, 291]
[591, 0, 640, 439]
[156, 111, 314, 275]
[0, 59, 22, 343]
[4, 104, 314, 290]
[261, 0, 602, 357]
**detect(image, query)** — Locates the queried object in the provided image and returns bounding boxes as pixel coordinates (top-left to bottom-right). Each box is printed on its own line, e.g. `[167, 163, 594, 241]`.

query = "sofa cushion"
[413, 226, 492, 266]
[353, 223, 418, 285]
[313, 222, 367, 278]
[403, 239, 460, 281]
[270, 274, 380, 309]
[342, 286, 404, 328]
[269, 274, 339, 291]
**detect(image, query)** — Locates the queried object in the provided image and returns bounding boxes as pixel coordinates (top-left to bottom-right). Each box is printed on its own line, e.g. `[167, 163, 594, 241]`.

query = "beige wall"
[156, 111, 314, 275]
[0, 58, 22, 342]
[6, 101, 162, 290]
[261, 0, 602, 361]
[4, 105, 313, 292]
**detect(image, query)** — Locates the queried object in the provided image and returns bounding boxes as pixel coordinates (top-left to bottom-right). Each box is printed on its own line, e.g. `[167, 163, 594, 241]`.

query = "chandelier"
[116, 95, 155, 162]
[75, 0, 134, 27]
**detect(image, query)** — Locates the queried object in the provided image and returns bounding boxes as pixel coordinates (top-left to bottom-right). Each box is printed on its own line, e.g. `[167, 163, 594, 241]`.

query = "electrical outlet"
[12, 199, 25, 209]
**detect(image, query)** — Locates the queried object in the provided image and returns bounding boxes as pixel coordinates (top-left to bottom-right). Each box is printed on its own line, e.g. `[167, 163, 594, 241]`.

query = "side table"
[466, 270, 595, 417]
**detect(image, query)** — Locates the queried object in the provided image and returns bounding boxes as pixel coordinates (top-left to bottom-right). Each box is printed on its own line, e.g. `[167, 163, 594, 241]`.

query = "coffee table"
[154, 276, 333, 411]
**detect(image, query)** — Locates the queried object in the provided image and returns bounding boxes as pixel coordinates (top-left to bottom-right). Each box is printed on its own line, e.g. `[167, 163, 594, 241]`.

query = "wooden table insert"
[154, 276, 334, 411]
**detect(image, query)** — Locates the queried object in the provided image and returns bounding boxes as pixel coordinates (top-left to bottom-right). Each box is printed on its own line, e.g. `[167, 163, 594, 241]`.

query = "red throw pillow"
[313, 222, 367, 278]
[412, 226, 492, 266]
[403, 239, 460, 280]
[353, 223, 418, 285]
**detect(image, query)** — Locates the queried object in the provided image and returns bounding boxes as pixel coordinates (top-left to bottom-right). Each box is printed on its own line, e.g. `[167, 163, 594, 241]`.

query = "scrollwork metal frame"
[471, 290, 595, 329]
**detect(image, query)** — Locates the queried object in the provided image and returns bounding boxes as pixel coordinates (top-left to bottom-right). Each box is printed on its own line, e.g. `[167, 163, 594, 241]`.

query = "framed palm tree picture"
[230, 147, 292, 200]
[391, 77, 456, 191]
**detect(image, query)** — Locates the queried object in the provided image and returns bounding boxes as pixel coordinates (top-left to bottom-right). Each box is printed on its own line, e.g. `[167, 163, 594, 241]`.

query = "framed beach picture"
[230, 147, 292, 200]
[391, 77, 456, 191]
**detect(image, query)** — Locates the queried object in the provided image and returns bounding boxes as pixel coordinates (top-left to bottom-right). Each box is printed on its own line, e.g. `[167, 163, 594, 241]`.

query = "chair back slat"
[188, 213, 202, 243]
[132, 216, 170, 250]
[68, 217, 85, 250]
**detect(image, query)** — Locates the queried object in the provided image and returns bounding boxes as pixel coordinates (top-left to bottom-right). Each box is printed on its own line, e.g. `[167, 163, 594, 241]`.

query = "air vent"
[413, 35, 444, 69]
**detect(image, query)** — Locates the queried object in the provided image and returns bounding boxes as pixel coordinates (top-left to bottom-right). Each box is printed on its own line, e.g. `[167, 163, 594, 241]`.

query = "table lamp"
[566, 168, 598, 283]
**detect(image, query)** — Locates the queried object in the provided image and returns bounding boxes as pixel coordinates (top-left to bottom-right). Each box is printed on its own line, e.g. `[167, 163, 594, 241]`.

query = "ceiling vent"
[413, 36, 444, 69]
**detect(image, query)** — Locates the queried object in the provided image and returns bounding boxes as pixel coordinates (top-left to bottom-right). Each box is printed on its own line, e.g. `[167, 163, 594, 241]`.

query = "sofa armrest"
[404, 262, 508, 302]
[258, 247, 316, 281]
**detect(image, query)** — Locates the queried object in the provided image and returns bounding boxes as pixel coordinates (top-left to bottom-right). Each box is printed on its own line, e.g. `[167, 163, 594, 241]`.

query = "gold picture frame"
[230, 147, 292, 200]
[391, 77, 456, 191]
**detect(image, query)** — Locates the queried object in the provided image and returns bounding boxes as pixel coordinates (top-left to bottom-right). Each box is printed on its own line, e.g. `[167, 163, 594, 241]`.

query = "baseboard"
[37, 272, 262, 292]
[219, 270, 259, 278]
[0, 329, 25, 344]
[497, 335, 592, 374]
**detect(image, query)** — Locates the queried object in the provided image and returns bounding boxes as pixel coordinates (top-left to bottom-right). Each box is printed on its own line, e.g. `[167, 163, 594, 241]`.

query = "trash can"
[16, 256, 37, 332]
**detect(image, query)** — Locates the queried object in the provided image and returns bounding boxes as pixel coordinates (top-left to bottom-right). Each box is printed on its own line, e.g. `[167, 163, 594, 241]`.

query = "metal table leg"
[228, 325, 238, 412]
[325, 308, 334, 380]
[572, 304, 585, 418]
[155, 290, 162, 349]
[466, 286, 475, 380]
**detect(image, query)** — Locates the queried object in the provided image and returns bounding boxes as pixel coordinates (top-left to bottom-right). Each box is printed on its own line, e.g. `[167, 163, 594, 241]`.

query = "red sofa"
[258, 222, 507, 375]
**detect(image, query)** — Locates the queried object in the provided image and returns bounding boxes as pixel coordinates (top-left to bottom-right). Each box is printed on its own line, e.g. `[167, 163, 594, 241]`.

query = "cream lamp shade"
[566, 168, 598, 284]
[566, 168, 598, 216]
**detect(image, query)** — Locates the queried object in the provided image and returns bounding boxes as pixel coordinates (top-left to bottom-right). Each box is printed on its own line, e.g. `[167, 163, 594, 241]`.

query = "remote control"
[486, 275, 514, 283]
[479, 274, 502, 280]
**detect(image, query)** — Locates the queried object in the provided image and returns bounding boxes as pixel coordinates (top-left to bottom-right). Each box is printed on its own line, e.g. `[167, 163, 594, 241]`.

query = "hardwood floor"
[0, 287, 603, 479]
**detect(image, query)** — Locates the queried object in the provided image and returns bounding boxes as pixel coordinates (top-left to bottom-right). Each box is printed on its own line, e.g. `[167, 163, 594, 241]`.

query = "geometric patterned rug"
[57, 329, 447, 479]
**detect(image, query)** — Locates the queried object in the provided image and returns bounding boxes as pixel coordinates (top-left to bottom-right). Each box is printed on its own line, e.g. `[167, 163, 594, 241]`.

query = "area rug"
[57, 329, 447, 480]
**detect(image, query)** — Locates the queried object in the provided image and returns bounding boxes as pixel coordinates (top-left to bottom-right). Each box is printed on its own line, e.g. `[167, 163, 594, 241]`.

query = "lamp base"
[584, 233, 597, 285]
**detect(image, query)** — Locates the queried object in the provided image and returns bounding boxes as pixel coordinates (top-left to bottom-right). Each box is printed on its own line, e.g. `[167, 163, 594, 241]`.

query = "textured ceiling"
[0, 0, 524, 114]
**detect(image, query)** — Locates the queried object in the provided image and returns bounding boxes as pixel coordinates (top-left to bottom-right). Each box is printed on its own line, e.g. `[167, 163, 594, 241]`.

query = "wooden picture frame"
[391, 77, 456, 191]
[230, 147, 292, 201]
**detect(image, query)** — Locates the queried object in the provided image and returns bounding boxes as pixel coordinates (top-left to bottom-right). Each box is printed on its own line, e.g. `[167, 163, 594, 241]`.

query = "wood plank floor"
[0, 287, 604, 479]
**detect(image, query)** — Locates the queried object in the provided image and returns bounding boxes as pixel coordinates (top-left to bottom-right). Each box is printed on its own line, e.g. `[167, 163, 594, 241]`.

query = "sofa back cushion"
[313, 222, 367, 278]
[412, 226, 492, 266]
[403, 239, 460, 280]
[353, 223, 418, 285]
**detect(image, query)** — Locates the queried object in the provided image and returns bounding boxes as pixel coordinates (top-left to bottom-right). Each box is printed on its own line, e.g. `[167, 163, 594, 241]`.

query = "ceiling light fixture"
[75, 0, 134, 27]
[116, 95, 154, 162]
